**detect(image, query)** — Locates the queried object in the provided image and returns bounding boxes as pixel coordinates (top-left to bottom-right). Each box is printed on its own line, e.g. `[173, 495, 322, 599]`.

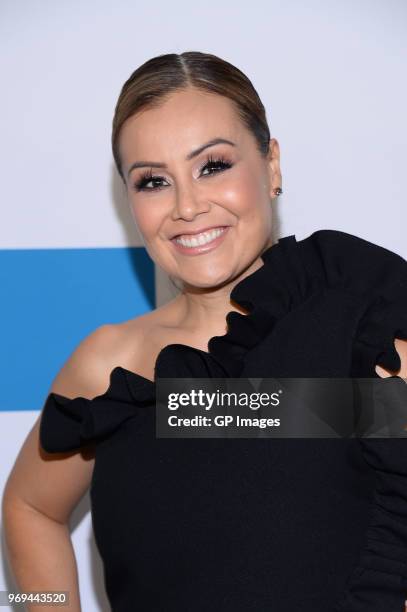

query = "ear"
[375, 338, 407, 378]
[267, 138, 283, 200]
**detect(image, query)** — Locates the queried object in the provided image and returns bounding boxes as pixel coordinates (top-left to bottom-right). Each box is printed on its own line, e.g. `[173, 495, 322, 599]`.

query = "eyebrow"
[126, 137, 236, 178]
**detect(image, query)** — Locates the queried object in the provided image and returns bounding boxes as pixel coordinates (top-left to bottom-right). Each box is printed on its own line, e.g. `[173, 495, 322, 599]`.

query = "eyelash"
[132, 154, 233, 192]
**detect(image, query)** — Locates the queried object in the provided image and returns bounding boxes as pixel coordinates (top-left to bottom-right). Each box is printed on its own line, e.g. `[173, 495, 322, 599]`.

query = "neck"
[171, 251, 267, 342]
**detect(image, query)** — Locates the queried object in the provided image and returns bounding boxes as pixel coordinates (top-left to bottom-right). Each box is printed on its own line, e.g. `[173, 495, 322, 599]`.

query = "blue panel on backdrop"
[0, 247, 155, 411]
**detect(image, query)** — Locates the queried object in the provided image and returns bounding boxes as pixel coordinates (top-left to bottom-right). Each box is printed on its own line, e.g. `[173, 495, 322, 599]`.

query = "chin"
[181, 272, 234, 291]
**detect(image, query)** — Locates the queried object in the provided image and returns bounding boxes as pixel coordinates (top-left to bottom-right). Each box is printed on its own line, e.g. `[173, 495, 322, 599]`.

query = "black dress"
[39, 229, 407, 611]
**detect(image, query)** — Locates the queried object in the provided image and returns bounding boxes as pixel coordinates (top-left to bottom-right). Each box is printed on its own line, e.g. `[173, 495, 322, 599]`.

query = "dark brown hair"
[111, 51, 271, 183]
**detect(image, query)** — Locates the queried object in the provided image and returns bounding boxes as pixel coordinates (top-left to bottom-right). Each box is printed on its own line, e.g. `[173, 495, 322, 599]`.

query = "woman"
[3, 51, 407, 611]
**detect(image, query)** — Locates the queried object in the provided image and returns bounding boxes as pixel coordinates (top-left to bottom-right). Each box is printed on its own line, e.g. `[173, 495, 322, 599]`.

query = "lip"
[170, 226, 230, 256]
[170, 225, 229, 239]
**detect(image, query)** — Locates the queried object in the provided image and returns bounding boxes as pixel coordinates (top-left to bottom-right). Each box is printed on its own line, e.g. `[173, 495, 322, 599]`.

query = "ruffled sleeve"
[280, 229, 407, 610]
[223, 228, 407, 609]
[39, 366, 155, 453]
[327, 231, 407, 378]
[334, 435, 407, 611]
[287, 230, 407, 610]
[312, 229, 407, 376]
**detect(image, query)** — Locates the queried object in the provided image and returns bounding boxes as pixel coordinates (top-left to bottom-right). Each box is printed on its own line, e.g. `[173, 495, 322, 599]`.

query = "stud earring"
[273, 187, 283, 196]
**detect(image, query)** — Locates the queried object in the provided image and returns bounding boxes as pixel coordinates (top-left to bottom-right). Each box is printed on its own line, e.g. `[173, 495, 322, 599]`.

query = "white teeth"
[174, 227, 226, 248]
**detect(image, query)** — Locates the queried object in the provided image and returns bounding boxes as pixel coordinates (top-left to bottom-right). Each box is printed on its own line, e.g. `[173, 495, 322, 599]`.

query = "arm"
[1, 324, 119, 612]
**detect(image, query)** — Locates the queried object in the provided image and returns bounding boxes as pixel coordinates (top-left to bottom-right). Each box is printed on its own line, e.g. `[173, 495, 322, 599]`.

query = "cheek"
[219, 165, 269, 215]
[130, 202, 163, 237]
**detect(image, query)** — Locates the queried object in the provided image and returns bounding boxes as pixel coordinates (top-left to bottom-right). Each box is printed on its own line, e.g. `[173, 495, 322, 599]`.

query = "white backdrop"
[1, 1, 406, 610]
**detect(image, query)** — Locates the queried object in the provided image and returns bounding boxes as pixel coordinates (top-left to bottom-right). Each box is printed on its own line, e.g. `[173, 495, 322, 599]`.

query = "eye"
[199, 154, 233, 177]
[132, 154, 233, 192]
[133, 170, 168, 192]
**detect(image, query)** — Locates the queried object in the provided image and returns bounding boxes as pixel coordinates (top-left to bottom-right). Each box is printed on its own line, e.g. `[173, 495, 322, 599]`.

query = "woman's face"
[118, 86, 282, 289]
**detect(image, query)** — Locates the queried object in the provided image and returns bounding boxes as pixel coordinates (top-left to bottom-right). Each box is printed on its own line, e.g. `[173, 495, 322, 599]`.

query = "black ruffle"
[39, 367, 154, 453]
[39, 228, 407, 453]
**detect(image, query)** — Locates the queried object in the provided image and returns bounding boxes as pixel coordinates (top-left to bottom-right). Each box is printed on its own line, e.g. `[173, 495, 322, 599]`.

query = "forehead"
[118, 88, 247, 162]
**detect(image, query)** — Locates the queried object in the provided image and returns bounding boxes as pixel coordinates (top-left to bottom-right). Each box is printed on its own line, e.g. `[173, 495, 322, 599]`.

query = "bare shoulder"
[49, 323, 138, 400]
[50, 297, 185, 400]
[50, 306, 171, 396]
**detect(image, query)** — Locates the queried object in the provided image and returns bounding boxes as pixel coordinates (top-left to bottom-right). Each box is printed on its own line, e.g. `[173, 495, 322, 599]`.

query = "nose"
[171, 181, 210, 221]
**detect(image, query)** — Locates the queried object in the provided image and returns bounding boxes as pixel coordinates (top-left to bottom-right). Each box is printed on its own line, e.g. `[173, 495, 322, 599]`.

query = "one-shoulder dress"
[39, 229, 407, 611]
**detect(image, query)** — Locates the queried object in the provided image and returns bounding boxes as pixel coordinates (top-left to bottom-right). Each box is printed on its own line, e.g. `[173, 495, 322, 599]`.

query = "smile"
[174, 227, 226, 247]
[171, 226, 230, 256]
